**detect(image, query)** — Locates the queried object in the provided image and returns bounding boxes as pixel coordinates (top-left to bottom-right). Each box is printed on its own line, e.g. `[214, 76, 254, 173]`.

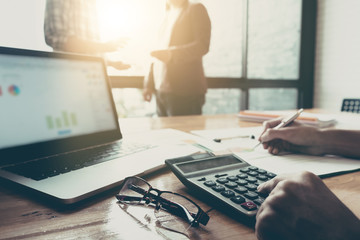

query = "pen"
[273, 108, 304, 129]
[253, 108, 304, 149]
[213, 135, 255, 143]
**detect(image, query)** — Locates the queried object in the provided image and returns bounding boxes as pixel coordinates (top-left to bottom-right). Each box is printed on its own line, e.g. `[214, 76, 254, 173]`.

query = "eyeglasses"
[115, 176, 210, 235]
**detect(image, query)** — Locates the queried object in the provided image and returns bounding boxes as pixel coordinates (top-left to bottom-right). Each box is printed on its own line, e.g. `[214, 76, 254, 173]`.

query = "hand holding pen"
[255, 109, 306, 153]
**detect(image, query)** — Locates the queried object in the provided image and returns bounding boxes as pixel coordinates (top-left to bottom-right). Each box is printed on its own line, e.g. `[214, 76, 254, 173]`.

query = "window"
[247, 0, 301, 80]
[246, 0, 303, 111]
[109, 0, 316, 115]
[0, 0, 316, 117]
[202, 0, 243, 78]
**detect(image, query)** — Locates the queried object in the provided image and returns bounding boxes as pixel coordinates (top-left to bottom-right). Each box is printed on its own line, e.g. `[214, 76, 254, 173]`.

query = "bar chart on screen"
[45, 111, 79, 136]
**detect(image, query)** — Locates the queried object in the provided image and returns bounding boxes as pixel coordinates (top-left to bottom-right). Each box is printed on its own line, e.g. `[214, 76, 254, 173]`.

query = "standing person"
[143, 0, 211, 116]
[44, 0, 130, 70]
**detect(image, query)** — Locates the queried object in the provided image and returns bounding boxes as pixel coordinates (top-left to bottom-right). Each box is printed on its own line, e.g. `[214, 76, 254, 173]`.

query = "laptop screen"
[0, 47, 120, 155]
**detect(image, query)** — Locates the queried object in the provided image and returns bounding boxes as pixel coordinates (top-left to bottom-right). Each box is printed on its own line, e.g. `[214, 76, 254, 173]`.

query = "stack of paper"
[238, 110, 337, 128]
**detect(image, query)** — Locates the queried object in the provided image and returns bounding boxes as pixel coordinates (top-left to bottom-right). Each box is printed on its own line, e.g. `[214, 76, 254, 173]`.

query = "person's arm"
[106, 60, 131, 71]
[256, 171, 360, 240]
[151, 3, 211, 64]
[259, 118, 360, 158]
[61, 37, 127, 54]
[142, 63, 155, 102]
[317, 128, 360, 158]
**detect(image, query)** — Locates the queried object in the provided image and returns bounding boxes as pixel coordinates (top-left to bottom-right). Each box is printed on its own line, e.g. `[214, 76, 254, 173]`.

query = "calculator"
[165, 153, 276, 218]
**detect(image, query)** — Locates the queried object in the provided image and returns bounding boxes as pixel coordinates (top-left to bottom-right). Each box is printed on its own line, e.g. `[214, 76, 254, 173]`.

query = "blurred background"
[1, 0, 359, 117]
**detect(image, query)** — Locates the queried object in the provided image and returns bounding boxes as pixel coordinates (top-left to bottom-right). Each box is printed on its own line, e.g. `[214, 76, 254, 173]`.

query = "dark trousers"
[155, 91, 205, 117]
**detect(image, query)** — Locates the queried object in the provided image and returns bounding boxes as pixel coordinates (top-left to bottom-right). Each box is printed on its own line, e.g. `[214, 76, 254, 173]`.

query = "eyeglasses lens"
[118, 177, 151, 204]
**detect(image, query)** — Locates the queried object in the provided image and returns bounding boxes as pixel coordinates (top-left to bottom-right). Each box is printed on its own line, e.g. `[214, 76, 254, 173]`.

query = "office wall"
[314, 0, 360, 111]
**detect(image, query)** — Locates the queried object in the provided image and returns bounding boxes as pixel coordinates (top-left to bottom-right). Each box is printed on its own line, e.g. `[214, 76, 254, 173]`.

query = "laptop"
[0, 47, 198, 204]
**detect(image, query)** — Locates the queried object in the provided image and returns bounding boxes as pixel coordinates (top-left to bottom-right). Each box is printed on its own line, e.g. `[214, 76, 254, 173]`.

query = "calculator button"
[246, 177, 258, 183]
[212, 185, 225, 192]
[204, 180, 216, 187]
[245, 184, 258, 191]
[236, 179, 248, 186]
[197, 177, 206, 181]
[253, 198, 265, 205]
[257, 169, 267, 174]
[240, 168, 250, 173]
[248, 166, 258, 171]
[234, 186, 247, 194]
[266, 172, 276, 178]
[248, 171, 258, 177]
[227, 176, 238, 181]
[236, 173, 248, 179]
[244, 192, 259, 200]
[216, 178, 229, 184]
[221, 190, 235, 198]
[257, 175, 268, 181]
[225, 182, 238, 189]
[240, 201, 257, 211]
[230, 195, 245, 204]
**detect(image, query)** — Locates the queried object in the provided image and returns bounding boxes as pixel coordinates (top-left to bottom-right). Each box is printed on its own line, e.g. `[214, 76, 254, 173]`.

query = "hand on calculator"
[255, 171, 360, 240]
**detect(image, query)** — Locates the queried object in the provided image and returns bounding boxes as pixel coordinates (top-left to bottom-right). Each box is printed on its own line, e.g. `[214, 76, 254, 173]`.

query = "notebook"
[238, 110, 337, 128]
[0, 47, 197, 204]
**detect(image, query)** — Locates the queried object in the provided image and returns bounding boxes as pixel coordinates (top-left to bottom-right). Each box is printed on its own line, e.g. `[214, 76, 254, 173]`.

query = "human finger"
[262, 118, 283, 129]
[257, 175, 287, 194]
[258, 118, 283, 141]
[264, 139, 284, 155]
[260, 127, 296, 144]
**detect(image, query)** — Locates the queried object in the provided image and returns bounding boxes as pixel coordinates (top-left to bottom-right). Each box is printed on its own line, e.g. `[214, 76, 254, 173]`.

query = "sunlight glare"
[96, 0, 165, 75]
[97, 0, 164, 41]
[97, 0, 136, 41]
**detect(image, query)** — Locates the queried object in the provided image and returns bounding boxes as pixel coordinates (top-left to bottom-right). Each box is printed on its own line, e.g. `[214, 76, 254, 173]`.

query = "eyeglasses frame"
[115, 176, 210, 226]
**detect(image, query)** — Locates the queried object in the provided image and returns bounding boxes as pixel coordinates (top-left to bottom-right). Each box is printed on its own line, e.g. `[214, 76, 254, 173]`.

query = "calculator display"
[177, 155, 241, 173]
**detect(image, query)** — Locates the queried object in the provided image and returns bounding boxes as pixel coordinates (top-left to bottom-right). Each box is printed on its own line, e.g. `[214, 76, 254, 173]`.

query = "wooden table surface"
[1, 114, 359, 240]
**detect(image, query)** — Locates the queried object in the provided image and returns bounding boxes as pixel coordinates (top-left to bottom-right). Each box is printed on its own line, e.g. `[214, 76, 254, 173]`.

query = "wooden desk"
[1, 114, 359, 240]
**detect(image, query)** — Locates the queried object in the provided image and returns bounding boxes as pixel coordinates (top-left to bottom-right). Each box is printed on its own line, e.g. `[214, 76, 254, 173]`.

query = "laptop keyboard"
[2, 141, 155, 181]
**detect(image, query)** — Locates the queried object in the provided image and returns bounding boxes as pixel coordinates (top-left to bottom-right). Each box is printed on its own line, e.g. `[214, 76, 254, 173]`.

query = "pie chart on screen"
[8, 85, 20, 96]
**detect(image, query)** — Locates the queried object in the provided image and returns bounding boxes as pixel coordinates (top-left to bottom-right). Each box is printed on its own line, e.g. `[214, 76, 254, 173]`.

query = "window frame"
[109, 0, 317, 110]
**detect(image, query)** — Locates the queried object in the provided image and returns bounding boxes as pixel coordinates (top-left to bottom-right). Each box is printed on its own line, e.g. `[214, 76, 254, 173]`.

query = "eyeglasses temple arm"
[158, 197, 209, 226]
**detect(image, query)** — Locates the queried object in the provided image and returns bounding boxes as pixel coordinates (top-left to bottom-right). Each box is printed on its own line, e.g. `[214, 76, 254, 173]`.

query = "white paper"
[125, 128, 226, 152]
[192, 127, 360, 177]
